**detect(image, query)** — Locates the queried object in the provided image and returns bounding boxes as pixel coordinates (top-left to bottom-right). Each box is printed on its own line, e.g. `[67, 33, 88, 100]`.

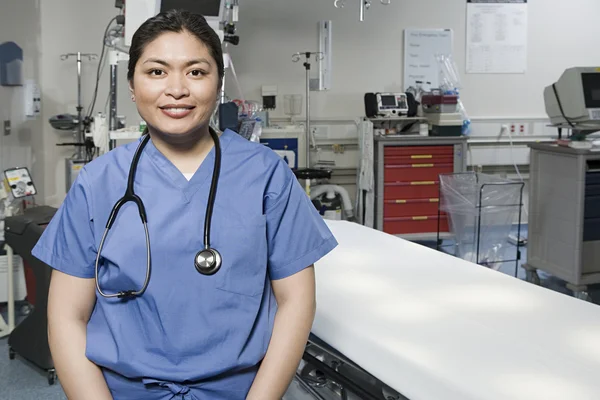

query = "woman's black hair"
[127, 9, 224, 85]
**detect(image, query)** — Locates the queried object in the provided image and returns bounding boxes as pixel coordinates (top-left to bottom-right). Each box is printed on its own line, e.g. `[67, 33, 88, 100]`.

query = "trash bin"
[438, 172, 524, 271]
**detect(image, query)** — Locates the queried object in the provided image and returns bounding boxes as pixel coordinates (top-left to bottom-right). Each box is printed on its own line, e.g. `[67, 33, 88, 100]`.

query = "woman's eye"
[189, 70, 205, 77]
[150, 69, 164, 76]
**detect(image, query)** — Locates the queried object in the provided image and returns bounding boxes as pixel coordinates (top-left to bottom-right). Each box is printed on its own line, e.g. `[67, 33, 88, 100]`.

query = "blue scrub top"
[32, 128, 338, 399]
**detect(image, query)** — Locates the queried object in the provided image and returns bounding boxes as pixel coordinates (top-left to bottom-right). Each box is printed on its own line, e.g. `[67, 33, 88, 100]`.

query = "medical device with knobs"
[95, 128, 223, 299]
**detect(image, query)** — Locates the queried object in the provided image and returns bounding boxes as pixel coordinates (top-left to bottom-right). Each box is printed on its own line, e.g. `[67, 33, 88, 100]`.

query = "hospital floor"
[2, 224, 599, 399]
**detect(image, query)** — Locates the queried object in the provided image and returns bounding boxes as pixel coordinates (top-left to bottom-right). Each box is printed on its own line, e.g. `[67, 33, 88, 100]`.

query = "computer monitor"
[544, 67, 600, 126]
[160, 0, 224, 21]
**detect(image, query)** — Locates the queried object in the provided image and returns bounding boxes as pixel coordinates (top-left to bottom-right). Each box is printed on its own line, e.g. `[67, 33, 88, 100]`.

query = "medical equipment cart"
[4, 205, 58, 385]
[373, 134, 468, 240]
[523, 143, 600, 301]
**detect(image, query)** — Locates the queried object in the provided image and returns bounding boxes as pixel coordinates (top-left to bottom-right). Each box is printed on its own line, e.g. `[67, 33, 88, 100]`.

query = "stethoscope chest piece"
[194, 248, 222, 275]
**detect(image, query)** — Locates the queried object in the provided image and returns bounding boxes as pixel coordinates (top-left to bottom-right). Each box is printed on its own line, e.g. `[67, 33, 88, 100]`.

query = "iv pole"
[59, 52, 97, 159]
[291, 52, 330, 197]
[333, 0, 392, 21]
[292, 51, 323, 169]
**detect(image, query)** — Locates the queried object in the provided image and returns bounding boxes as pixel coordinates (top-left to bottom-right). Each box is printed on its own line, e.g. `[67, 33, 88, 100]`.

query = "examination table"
[288, 220, 600, 400]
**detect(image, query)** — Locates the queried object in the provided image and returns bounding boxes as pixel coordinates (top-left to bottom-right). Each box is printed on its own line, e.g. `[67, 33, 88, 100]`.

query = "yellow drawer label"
[412, 216, 428, 221]
[429, 198, 439, 202]
[412, 164, 434, 168]
[395, 200, 407, 204]
[410, 181, 435, 185]
[411, 155, 432, 159]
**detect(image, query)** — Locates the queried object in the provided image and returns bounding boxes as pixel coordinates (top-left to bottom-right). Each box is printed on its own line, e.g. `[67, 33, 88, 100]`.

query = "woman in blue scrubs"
[32, 9, 337, 400]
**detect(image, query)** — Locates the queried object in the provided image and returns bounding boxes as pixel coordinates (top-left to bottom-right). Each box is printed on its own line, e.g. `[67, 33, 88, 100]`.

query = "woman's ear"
[129, 82, 135, 102]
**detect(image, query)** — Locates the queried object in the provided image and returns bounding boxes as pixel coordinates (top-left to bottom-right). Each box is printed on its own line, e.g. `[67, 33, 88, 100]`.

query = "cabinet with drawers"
[374, 136, 468, 239]
[525, 143, 600, 293]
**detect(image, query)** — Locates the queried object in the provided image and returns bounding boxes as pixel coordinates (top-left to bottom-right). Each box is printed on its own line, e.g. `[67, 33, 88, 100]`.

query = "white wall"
[228, 0, 600, 119]
[6, 0, 599, 203]
[0, 0, 43, 197]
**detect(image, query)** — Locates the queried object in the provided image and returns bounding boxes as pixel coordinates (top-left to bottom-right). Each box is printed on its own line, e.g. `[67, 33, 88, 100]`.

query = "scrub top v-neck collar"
[143, 129, 234, 203]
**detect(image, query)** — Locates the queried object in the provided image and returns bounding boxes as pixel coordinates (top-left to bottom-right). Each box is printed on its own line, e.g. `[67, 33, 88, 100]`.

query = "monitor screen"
[161, 0, 222, 17]
[582, 73, 600, 108]
[380, 95, 397, 107]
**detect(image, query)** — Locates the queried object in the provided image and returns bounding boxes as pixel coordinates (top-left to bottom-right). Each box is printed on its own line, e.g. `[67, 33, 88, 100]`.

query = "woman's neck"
[149, 127, 218, 175]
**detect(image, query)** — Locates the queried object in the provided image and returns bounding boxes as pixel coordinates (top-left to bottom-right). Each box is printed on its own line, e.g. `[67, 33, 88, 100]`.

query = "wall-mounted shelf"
[468, 137, 555, 145]
[368, 117, 425, 122]
[109, 130, 142, 141]
[368, 116, 425, 134]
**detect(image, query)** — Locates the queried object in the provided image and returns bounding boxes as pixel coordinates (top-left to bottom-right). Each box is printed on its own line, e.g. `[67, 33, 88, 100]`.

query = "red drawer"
[384, 145, 453, 157]
[383, 215, 449, 235]
[384, 181, 440, 199]
[384, 155, 455, 165]
[384, 163, 454, 182]
[384, 198, 441, 218]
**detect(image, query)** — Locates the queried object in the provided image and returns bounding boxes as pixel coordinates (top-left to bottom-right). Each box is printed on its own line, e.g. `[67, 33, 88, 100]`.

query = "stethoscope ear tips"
[194, 248, 222, 275]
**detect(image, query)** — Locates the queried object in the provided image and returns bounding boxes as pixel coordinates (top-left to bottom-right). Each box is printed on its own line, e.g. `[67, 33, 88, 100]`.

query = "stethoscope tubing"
[94, 128, 221, 299]
[95, 222, 152, 299]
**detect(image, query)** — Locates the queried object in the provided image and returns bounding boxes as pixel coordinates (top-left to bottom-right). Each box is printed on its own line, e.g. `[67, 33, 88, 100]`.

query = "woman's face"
[129, 30, 220, 138]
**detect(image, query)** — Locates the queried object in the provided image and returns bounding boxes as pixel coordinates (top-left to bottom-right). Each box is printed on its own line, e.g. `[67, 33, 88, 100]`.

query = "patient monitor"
[544, 67, 600, 126]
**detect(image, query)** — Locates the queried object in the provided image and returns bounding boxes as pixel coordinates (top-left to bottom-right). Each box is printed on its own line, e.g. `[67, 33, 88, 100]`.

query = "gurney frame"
[295, 334, 409, 400]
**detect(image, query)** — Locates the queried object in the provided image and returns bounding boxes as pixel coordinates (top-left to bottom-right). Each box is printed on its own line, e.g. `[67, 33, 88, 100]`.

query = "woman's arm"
[246, 266, 316, 400]
[47, 270, 113, 400]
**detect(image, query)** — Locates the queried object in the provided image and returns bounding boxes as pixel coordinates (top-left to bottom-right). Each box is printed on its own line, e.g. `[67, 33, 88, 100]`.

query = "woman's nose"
[164, 75, 190, 98]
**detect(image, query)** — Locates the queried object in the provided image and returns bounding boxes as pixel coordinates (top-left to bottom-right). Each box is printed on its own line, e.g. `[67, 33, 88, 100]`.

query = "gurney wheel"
[574, 291, 592, 302]
[525, 270, 540, 286]
[20, 303, 33, 317]
[48, 369, 57, 385]
[8, 346, 15, 360]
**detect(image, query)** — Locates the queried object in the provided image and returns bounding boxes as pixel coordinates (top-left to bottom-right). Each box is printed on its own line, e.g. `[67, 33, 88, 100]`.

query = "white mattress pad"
[312, 221, 600, 400]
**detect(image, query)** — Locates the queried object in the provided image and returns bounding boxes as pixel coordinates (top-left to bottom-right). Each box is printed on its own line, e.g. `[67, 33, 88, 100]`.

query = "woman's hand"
[245, 266, 316, 400]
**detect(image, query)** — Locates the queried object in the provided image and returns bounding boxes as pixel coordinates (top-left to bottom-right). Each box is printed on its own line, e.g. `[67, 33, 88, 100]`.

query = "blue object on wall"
[260, 137, 299, 169]
[0, 41, 24, 86]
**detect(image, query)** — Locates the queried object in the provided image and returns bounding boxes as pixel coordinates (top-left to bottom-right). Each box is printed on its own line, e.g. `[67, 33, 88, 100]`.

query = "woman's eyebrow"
[143, 58, 211, 67]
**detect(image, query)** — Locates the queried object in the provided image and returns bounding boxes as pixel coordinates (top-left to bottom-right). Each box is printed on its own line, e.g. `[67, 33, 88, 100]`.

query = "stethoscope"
[95, 127, 222, 299]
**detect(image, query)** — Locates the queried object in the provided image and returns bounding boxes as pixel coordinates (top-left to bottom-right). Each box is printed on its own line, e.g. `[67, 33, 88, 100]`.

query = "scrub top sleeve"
[31, 168, 97, 279]
[265, 161, 338, 281]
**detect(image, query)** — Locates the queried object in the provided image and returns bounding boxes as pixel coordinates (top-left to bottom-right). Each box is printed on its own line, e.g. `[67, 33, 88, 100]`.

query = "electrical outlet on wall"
[518, 123, 528, 135]
[507, 122, 528, 136]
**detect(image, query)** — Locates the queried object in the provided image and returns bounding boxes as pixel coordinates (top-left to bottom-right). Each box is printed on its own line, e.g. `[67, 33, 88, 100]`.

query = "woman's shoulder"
[77, 140, 139, 187]
[224, 129, 289, 172]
